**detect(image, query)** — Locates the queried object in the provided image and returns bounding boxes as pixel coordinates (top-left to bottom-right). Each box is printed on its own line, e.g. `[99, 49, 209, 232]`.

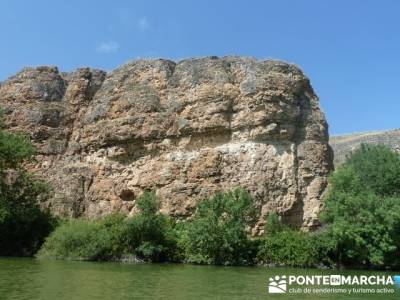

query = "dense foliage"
[340, 144, 400, 196]
[39, 192, 179, 262]
[38, 189, 259, 265]
[125, 191, 178, 262]
[257, 213, 335, 267]
[0, 118, 55, 256]
[37, 214, 127, 260]
[183, 189, 258, 265]
[257, 229, 319, 267]
[257, 144, 400, 269]
[321, 144, 400, 268]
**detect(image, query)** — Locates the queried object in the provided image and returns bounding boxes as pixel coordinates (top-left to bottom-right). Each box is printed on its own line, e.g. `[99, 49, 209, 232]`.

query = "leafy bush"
[38, 214, 128, 261]
[38, 192, 180, 262]
[258, 213, 335, 267]
[322, 144, 400, 268]
[126, 191, 178, 262]
[0, 117, 55, 256]
[258, 230, 318, 267]
[342, 144, 400, 196]
[183, 188, 258, 265]
[0, 128, 35, 170]
[322, 188, 400, 267]
[264, 212, 285, 235]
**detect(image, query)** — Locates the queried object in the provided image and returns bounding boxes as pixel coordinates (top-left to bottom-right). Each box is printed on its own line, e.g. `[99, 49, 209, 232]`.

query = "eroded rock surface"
[0, 57, 333, 231]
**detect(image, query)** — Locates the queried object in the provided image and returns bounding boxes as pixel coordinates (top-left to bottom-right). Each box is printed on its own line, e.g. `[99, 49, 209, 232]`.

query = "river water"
[0, 258, 398, 299]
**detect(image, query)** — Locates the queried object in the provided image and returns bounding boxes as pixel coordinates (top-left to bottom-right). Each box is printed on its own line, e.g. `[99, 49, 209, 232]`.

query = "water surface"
[0, 258, 398, 299]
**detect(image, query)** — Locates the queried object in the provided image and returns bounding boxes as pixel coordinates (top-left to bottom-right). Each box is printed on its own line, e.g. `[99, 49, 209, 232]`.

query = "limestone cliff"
[0, 56, 333, 231]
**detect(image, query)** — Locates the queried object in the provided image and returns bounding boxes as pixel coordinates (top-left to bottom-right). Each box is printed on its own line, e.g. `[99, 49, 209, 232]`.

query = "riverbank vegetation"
[37, 144, 400, 269]
[257, 144, 400, 269]
[1, 114, 399, 270]
[320, 144, 400, 269]
[38, 189, 258, 265]
[0, 117, 55, 256]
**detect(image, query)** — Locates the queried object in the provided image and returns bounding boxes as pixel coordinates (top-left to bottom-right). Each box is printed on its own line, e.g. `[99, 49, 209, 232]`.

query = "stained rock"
[0, 56, 333, 230]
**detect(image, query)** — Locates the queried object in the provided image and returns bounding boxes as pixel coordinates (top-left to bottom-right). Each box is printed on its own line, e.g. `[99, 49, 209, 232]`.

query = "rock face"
[330, 129, 400, 166]
[0, 57, 333, 231]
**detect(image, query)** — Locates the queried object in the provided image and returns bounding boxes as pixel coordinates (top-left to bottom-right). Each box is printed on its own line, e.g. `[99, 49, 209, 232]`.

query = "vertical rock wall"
[0, 57, 333, 231]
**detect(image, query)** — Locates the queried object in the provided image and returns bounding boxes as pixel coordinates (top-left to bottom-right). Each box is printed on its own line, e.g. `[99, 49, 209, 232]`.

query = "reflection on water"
[0, 258, 398, 300]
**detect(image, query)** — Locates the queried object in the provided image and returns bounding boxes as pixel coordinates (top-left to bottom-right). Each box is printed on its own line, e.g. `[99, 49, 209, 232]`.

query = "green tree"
[184, 188, 258, 265]
[264, 212, 284, 235]
[126, 191, 177, 262]
[341, 144, 400, 196]
[322, 144, 400, 268]
[0, 119, 55, 256]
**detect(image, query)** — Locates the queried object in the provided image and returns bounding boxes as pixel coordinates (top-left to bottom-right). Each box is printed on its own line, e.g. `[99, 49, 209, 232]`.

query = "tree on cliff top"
[0, 114, 55, 256]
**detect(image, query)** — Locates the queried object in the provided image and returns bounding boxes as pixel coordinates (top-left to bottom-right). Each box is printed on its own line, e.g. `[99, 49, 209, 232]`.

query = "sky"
[0, 0, 399, 135]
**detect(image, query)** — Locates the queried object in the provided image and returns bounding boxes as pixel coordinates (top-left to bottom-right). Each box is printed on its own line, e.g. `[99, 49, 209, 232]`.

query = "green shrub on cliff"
[183, 189, 258, 265]
[322, 144, 400, 268]
[0, 117, 55, 256]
